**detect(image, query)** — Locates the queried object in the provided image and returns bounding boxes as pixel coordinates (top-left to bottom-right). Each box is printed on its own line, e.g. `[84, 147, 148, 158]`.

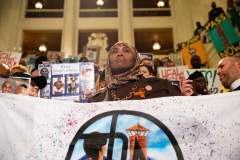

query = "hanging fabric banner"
[1, 92, 240, 160]
[181, 35, 208, 69]
[205, 13, 240, 58]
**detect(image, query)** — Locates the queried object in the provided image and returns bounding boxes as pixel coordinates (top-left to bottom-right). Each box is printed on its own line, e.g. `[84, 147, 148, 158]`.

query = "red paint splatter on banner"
[0, 52, 17, 68]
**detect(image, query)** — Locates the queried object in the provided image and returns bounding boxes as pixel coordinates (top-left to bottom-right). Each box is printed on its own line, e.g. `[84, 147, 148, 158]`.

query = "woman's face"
[139, 66, 151, 78]
[194, 77, 207, 92]
[109, 45, 135, 75]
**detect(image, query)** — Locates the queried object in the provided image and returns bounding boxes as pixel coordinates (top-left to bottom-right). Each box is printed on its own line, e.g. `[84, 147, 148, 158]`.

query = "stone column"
[119, 0, 134, 46]
[61, 0, 77, 58]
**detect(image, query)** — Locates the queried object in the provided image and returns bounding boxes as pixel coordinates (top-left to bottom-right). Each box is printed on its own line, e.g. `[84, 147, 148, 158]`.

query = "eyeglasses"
[195, 79, 207, 84]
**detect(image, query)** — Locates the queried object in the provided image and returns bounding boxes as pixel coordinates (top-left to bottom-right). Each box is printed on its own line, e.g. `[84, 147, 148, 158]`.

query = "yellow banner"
[181, 40, 208, 69]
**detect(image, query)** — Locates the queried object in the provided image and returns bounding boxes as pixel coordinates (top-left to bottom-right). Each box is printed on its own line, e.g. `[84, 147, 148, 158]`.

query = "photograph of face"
[0, 77, 30, 95]
[1, 81, 12, 93]
[39, 67, 51, 83]
[67, 76, 79, 94]
[40, 84, 50, 99]
[81, 65, 94, 81]
[81, 82, 94, 100]
[52, 77, 65, 95]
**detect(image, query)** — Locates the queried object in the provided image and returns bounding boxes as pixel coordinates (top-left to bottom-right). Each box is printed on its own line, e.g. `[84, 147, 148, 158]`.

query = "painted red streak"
[216, 25, 230, 48]
[0, 52, 17, 68]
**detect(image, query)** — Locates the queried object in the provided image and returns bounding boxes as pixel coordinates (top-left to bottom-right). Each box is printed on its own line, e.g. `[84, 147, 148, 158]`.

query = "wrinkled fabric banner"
[0, 92, 240, 160]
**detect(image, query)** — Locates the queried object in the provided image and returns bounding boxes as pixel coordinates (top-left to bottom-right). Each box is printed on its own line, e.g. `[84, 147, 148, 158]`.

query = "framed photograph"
[67, 75, 79, 94]
[82, 46, 100, 64]
[38, 65, 51, 83]
[52, 76, 65, 95]
[0, 77, 31, 95]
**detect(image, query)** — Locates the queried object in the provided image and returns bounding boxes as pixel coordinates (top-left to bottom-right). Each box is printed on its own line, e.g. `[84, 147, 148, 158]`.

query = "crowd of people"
[1, 0, 240, 102]
[1, 40, 240, 102]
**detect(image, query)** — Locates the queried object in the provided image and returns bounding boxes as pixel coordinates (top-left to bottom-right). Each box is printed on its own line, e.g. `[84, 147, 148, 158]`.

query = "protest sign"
[205, 13, 240, 58]
[168, 51, 184, 66]
[184, 69, 221, 94]
[1, 91, 240, 160]
[0, 52, 22, 68]
[83, 46, 100, 64]
[62, 57, 79, 63]
[38, 63, 94, 102]
[139, 53, 154, 67]
[0, 77, 30, 95]
[158, 66, 188, 88]
[27, 57, 37, 66]
[25, 65, 34, 73]
[181, 36, 208, 69]
[47, 51, 65, 63]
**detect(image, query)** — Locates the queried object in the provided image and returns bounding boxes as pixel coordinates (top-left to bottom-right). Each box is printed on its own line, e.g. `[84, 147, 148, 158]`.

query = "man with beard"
[217, 56, 240, 91]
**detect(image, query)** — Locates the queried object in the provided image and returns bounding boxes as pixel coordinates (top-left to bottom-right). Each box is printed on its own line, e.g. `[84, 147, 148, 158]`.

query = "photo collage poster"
[38, 64, 51, 99]
[139, 52, 154, 67]
[0, 76, 31, 95]
[38, 63, 94, 103]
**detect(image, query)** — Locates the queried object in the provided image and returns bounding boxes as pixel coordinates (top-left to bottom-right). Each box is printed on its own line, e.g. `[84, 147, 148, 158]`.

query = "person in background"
[88, 41, 184, 103]
[161, 57, 170, 67]
[99, 70, 106, 89]
[217, 56, 240, 91]
[94, 64, 100, 84]
[167, 61, 176, 67]
[208, 1, 225, 21]
[35, 56, 47, 69]
[19, 59, 27, 66]
[182, 55, 240, 95]
[153, 58, 162, 77]
[194, 21, 207, 43]
[10, 65, 28, 75]
[31, 68, 38, 77]
[11, 72, 47, 97]
[0, 63, 10, 77]
[227, 0, 240, 32]
[188, 71, 209, 96]
[95, 70, 106, 92]
[69, 57, 77, 63]
[1, 81, 12, 93]
[79, 56, 89, 62]
[139, 65, 154, 78]
[191, 55, 202, 69]
[176, 43, 182, 52]
[140, 57, 151, 66]
[194, 21, 205, 36]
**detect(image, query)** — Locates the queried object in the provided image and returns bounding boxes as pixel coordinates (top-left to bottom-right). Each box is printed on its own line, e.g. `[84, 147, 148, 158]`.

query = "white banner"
[0, 52, 22, 68]
[184, 69, 221, 94]
[158, 66, 188, 88]
[0, 92, 240, 160]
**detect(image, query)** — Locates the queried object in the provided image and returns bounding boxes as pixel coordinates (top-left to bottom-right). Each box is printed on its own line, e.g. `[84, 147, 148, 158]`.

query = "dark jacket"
[88, 75, 181, 103]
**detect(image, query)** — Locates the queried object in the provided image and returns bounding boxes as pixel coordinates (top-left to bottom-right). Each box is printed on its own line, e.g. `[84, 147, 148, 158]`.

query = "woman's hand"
[181, 80, 193, 96]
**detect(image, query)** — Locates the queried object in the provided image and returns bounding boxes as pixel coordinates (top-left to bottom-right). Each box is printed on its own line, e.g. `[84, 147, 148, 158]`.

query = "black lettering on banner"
[181, 35, 200, 49]
[218, 41, 240, 58]
[65, 110, 184, 160]
[205, 13, 227, 31]
[133, 137, 146, 160]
